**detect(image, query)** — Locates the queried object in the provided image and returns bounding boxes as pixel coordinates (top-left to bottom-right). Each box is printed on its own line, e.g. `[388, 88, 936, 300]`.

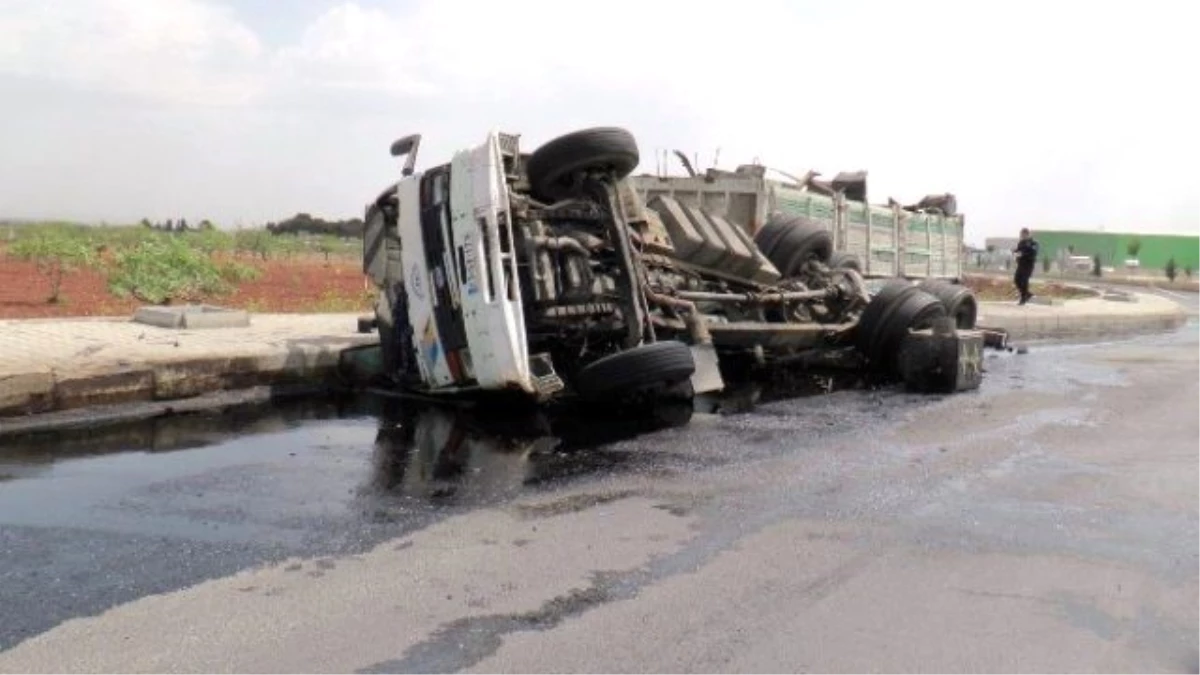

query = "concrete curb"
[0, 351, 361, 421]
[977, 291, 1189, 342]
[0, 313, 376, 424]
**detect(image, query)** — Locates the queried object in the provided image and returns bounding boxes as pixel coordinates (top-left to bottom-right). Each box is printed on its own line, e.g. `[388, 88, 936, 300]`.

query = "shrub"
[7, 228, 95, 303]
[186, 228, 234, 255]
[107, 234, 239, 304]
[89, 225, 153, 251]
[233, 229, 278, 260]
[272, 234, 308, 259]
[1092, 254, 1102, 277]
[1165, 257, 1177, 283]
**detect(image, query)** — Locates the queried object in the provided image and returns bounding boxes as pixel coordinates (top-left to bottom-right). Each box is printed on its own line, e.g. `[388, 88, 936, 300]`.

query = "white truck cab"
[394, 132, 533, 394]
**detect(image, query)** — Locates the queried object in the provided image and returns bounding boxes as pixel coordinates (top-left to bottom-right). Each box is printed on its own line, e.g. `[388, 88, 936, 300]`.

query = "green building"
[1031, 229, 1199, 272]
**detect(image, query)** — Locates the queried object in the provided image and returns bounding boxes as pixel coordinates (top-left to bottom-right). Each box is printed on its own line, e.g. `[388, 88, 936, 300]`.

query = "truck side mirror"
[390, 134, 422, 177]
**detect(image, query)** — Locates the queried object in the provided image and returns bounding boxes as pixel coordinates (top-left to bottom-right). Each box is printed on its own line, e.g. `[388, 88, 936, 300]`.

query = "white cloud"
[270, 3, 438, 97]
[0, 0, 264, 105]
[0, 0, 1196, 243]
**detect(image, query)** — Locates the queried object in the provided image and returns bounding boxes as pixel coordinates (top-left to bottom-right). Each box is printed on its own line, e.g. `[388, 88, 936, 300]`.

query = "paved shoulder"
[0, 313, 374, 419]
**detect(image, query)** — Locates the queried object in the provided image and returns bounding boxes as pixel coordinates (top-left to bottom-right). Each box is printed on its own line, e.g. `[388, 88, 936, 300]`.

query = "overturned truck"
[361, 127, 984, 408]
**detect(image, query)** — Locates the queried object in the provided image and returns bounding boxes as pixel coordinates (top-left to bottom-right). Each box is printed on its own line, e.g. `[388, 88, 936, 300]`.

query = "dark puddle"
[0, 392, 709, 651]
[0, 370, 866, 499]
[357, 394, 703, 509]
[0, 395, 362, 465]
[0, 391, 706, 502]
[0, 372, 929, 654]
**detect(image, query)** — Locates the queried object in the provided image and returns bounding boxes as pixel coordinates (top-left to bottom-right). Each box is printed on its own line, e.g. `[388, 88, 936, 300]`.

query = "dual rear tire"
[855, 280, 948, 374]
[916, 279, 978, 329]
[753, 214, 833, 277]
[854, 278, 977, 374]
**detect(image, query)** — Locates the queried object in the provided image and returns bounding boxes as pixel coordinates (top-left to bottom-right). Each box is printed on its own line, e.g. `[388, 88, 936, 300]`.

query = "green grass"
[5, 222, 361, 261]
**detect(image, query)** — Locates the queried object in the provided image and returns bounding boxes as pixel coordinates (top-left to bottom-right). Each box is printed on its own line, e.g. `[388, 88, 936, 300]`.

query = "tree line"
[137, 213, 365, 238]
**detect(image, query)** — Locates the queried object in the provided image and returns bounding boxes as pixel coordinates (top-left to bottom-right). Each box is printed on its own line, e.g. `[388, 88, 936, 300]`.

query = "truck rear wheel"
[526, 127, 640, 202]
[752, 215, 795, 260]
[855, 278, 913, 355]
[575, 341, 696, 399]
[864, 288, 948, 374]
[916, 279, 978, 329]
[755, 215, 832, 277]
[857, 279, 952, 373]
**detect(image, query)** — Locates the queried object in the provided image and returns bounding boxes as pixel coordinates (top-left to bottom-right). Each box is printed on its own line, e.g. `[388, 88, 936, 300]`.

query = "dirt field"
[0, 253, 371, 320]
[960, 273, 1097, 302]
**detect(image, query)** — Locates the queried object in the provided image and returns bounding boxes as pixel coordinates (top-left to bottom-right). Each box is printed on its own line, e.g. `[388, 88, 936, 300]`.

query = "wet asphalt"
[0, 298, 1196, 673]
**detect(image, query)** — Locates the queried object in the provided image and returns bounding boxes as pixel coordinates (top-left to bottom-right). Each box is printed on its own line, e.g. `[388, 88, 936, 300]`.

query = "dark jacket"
[1014, 238, 1039, 269]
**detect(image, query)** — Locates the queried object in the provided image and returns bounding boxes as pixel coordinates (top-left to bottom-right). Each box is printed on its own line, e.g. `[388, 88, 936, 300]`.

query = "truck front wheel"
[526, 127, 640, 202]
[574, 341, 696, 399]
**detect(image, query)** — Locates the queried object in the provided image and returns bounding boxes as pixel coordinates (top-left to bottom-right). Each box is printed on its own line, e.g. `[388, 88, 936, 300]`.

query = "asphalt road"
[1117, 284, 1200, 314]
[0, 321, 1196, 673]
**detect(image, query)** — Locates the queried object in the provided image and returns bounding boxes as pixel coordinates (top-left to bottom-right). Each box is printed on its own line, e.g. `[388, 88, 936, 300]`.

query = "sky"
[0, 0, 1197, 247]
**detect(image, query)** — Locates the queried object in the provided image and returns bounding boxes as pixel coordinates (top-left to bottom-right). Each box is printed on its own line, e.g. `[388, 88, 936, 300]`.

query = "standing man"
[1012, 228, 1040, 304]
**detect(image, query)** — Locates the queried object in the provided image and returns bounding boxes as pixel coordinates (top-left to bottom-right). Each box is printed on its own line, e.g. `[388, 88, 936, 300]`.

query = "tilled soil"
[0, 253, 371, 319]
[960, 273, 1097, 302]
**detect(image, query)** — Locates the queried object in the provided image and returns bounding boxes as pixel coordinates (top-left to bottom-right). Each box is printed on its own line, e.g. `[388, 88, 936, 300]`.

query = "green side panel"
[906, 214, 930, 233]
[773, 188, 837, 228]
[808, 194, 836, 223]
[772, 187, 808, 219]
[869, 206, 894, 231]
[847, 202, 868, 225]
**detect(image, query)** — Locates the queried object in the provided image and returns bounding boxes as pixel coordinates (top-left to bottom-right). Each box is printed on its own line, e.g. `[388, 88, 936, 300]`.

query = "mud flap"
[689, 343, 725, 395]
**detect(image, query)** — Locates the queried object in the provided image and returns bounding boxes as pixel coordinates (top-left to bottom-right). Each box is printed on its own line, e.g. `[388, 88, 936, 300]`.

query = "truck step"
[533, 373, 565, 397]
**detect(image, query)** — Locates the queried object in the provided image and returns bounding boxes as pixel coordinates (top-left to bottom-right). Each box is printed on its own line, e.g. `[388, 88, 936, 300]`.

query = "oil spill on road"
[359, 574, 621, 674]
[3, 323, 1194, 658]
[0, 391, 713, 651]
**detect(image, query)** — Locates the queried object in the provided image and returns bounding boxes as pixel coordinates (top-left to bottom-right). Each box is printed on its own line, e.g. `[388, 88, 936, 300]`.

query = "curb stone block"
[134, 305, 251, 329]
[53, 368, 155, 410]
[0, 371, 55, 417]
[151, 352, 341, 401]
[153, 361, 226, 400]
